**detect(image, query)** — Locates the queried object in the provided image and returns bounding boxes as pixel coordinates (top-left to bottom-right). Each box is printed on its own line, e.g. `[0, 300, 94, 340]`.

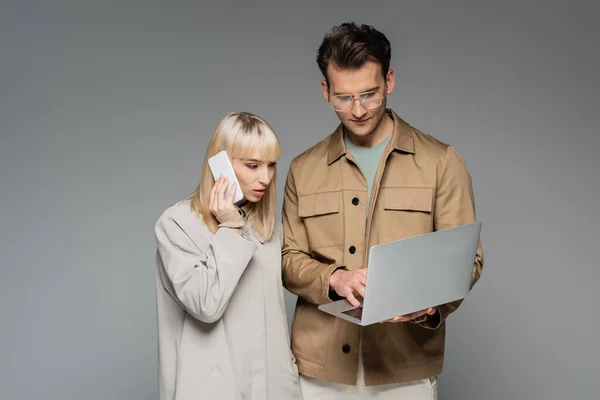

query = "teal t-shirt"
[344, 132, 392, 211]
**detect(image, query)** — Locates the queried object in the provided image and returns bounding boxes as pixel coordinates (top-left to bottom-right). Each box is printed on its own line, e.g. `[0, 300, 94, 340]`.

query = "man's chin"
[344, 124, 375, 138]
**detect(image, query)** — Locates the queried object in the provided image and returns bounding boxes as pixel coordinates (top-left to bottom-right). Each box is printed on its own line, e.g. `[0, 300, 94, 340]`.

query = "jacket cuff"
[216, 209, 245, 229]
[325, 265, 348, 302]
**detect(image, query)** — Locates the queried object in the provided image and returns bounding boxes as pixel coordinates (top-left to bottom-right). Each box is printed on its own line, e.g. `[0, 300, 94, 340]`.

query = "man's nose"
[351, 98, 367, 118]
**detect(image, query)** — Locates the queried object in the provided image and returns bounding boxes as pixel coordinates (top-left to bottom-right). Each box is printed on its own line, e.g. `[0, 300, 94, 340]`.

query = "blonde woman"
[154, 111, 302, 400]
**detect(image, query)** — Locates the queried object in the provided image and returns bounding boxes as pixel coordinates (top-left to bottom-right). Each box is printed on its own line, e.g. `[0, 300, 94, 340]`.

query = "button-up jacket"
[281, 109, 484, 386]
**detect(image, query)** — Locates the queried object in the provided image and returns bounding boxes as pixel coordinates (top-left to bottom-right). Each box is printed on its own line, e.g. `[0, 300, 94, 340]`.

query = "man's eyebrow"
[332, 86, 380, 96]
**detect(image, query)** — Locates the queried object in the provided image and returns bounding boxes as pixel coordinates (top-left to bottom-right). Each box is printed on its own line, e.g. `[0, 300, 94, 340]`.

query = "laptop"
[318, 222, 482, 326]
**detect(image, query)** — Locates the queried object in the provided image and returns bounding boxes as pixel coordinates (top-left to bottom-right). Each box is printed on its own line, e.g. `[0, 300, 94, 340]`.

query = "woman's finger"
[217, 177, 229, 210]
[226, 181, 237, 205]
[209, 179, 217, 210]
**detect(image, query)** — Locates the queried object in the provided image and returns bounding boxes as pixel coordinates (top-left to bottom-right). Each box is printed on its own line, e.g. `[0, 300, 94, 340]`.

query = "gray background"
[1, 0, 598, 399]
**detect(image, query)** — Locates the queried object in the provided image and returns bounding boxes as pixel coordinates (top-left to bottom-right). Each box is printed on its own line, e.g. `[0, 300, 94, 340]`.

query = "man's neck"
[345, 113, 393, 148]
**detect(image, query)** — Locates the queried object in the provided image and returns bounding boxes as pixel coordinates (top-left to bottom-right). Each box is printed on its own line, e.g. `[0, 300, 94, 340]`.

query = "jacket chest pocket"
[380, 187, 434, 237]
[298, 192, 343, 249]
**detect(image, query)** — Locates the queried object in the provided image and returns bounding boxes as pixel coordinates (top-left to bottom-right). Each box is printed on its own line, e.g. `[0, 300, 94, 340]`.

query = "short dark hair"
[317, 22, 391, 84]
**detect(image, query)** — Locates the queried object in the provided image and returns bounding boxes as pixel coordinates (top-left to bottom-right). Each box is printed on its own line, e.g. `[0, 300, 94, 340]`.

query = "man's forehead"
[327, 62, 383, 93]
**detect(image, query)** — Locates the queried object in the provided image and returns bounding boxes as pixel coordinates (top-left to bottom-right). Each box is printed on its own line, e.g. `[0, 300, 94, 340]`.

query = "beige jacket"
[281, 109, 484, 386]
[155, 200, 302, 399]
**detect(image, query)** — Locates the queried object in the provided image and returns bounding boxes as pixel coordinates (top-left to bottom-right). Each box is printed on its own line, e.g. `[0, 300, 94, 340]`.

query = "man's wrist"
[329, 266, 346, 286]
[327, 266, 347, 301]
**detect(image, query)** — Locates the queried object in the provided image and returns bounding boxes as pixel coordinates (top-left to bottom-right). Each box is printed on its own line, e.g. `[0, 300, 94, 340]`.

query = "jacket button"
[349, 246, 356, 254]
[342, 344, 351, 353]
[352, 197, 359, 206]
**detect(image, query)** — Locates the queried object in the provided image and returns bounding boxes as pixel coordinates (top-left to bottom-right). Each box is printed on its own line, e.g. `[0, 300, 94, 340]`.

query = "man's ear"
[385, 69, 396, 94]
[320, 79, 330, 102]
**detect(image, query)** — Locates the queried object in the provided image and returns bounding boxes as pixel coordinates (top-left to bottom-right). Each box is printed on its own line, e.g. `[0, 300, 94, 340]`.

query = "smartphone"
[207, 150, 244, 203]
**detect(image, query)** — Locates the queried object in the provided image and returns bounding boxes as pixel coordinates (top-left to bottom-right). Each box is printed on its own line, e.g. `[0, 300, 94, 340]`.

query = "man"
[281, 22, 484, 399]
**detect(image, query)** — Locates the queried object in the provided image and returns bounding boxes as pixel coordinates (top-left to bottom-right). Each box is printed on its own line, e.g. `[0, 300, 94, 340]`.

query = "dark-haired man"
[281, 22, 484, 399]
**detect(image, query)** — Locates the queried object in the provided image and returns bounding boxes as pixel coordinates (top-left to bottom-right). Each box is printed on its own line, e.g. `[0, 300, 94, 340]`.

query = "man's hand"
[380, 307, 437, 324]
[329, 268, 367, 307]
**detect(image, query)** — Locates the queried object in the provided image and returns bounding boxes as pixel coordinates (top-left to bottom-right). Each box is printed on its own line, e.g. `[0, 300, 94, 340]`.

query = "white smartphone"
[207, 150, 244, 203]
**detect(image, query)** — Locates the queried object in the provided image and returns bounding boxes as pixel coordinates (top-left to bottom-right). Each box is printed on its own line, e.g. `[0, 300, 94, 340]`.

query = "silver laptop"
[318, 222, 482, 326]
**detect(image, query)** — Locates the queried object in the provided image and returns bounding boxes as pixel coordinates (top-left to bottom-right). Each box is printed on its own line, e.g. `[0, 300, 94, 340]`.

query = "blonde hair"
[188, 111, 281, 241]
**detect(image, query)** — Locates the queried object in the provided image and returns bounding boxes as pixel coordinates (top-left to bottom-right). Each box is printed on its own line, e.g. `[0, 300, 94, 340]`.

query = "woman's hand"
[209, 176, 238, 219]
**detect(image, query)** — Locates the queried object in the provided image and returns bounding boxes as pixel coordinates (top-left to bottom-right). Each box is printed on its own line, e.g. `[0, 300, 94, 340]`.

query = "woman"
[154, 111, 302, 400]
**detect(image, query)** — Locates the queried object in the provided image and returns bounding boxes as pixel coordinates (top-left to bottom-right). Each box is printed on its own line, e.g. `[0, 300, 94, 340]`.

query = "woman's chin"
[242, 193, 261, 203]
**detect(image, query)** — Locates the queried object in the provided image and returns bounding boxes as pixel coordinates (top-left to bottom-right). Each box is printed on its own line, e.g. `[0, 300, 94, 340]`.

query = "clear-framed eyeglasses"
[329, 90, 384, 112]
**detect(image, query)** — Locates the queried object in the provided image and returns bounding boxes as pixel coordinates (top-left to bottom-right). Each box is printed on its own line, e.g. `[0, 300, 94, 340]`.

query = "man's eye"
[333, 95, 352, 103]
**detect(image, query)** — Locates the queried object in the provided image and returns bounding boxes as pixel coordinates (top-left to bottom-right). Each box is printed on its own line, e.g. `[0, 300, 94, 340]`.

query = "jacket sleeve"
[418, 145, 484, 329]
[281, 160, 342, 305]
[155, 214, 258, 323]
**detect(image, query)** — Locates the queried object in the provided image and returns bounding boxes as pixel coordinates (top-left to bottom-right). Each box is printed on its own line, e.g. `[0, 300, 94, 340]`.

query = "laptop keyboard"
[342, 306, 363, 320]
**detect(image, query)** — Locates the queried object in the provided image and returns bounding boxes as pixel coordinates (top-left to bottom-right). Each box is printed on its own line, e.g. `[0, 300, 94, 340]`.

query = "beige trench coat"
[154, 200, 302, 399]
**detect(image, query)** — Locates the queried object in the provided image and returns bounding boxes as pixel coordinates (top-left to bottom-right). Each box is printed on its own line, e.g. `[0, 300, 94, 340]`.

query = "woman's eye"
[246, 164, 258, 169]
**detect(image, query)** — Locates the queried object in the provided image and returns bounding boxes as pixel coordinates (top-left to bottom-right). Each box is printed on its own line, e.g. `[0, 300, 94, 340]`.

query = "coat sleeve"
[155, 214, 258, 323]
[418, 145, 484, 329]
[281, 160, 343, 305]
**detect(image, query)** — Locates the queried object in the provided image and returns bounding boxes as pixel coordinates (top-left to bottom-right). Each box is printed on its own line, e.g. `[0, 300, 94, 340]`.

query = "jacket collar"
[236, 201, 253, 219]
[327, 109, 415, 165]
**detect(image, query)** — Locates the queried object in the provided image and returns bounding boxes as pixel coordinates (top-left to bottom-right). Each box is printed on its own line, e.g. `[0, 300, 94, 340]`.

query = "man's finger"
[386, 316, 405, 323]
[407, 310, 424, 320]
[357, 272, 367, 286]
[345, 290, 361, 308]
[355, 283, 366, 299]
[392, 310, 422, 322]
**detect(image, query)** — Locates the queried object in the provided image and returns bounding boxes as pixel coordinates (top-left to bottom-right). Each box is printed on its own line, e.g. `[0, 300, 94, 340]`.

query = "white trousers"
[299, 348, 437, 400]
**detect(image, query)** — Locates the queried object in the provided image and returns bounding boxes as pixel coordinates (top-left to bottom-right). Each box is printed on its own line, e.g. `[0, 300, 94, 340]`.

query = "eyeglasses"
[329, 90, 384, 112]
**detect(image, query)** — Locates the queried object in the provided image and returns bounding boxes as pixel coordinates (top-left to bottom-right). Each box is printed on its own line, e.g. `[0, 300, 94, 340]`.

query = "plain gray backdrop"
[1, 1, 598, 399]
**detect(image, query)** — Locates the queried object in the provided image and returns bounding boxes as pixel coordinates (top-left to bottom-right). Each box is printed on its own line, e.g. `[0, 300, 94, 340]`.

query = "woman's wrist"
[216, 208, 245, 229]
